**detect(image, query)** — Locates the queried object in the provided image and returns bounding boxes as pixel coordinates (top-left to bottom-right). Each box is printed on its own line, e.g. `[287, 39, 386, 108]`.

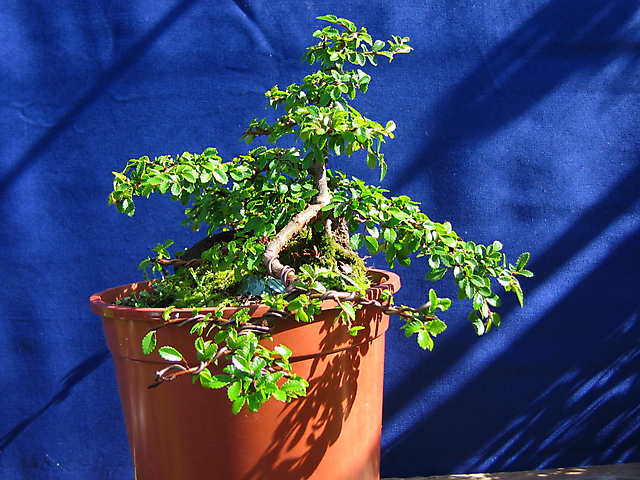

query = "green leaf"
[383, 228, 397, 243]
[295, 308, 309, 323]
[469, 312, 485, 335]
[317, 14, 338, 22]
[251, 357, 267, 373]
[243, 216, 264, 232]
[232, 396, 246, 415]
[212, 167, 228, 184]
[470, 275, 487, 289]
[425, 267, 447, 281]
[247, 393, 263, 413]
[158, 346, 183, 362]
[227, 381, 242, 401]
[385, 120, 396, 133]
[274, 345, 292, 359]
[367, 152, 377, 169]
[379, 159, 388, 181]
[349, 326, 365, 336]
[372, 39, 385, 52]
[513, 280, 524, 307]
[385, 243, 397, 266]
[426, 319, 447, 335]
[396, 255, 411, 267]
[203, 374, 233, 389]
[364, 235, 379, 254]
[272, 389, 287, 402]
[232, 355, 251, 373]
[441, 235, 457, 247]
[417, 330, 434, 350]
[428, 288, 438, 306]
[340, 302, 356, 321]
[281, 378, 307, 394]
[350, 233, 364, 250]
[287, 294, 309, 313]
[516, 252, 530, 271]
[142, 331, 157, 355]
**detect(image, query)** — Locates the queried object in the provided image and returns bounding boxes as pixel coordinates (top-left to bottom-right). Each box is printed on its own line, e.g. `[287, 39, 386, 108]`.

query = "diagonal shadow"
[382, 0, 640, 459]
[391, 0, 640, 203]
[0, 0, 202, 198]
[0, 350, 110, 452]
[381, 225, 640, 476]
[383, 159, 640, 423]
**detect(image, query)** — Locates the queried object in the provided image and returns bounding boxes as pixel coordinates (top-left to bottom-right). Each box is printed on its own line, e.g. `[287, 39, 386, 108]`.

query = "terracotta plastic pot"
[90, 269, 400, 480]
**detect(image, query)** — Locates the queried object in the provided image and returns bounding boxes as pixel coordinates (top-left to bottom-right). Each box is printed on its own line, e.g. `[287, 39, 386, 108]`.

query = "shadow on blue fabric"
[2, 0, 640, 477]
[380, 0, 640, 475]
[0, 350, 110, 452]
[392, 0, 640, 201]
[0, 0, 200, 199]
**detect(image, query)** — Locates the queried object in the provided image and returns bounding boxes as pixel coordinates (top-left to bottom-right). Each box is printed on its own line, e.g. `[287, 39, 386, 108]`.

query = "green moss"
[119, 226, 371, 308]
[280, 227, 370, 291]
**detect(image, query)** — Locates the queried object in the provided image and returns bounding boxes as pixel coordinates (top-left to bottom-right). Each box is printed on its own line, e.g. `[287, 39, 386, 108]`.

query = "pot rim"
[90, 268, 401, 322]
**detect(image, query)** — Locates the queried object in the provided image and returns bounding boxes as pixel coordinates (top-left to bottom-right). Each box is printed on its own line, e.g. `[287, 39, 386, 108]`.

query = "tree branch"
[263, 202, 326, 285]
[263, 156, 331, 284]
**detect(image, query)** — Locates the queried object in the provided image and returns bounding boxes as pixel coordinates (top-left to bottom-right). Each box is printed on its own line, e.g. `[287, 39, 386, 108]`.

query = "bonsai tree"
[108, 15, 532, 414]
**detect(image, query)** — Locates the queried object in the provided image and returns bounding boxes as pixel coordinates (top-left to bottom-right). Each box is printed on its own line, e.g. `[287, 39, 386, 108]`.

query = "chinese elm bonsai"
[107, 15, 532, 414]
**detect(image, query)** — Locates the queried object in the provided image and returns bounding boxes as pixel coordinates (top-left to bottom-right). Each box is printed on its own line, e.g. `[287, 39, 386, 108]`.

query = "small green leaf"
[272, 389, 287, 402]
[158, 346, 183, 362]
[295, 308, 309, 323]
[232, 355, 251, 373]
[365, 235, 379, 254]
[372, 39, 385, 52]
[417, 330, 434, 350]
[516, 252, 530, 271]
[469, 312, 485, 335]
[513, 281, 524, 307]
[428, 288, 438, 306]
[383, 228, 397, 243]
[232, 396, 246, 415]
[385, 120, 396, 132]
[425, 267, 447, 281]
[349, 326, 365, 336]
[379, 159, 388, 181]
[340, 302, 356, 321]
[274, 345, 292, 359]
[367, 152, 377, 169]
[426, 319, 447, 335]
[203, 374, 233, 389]
[212, 168, 228, 184]
[228, 381, 242, 401]
[247, 393, 263, 413]
[350, 233, 364, 250]
[281, 378, 307, 394]
[142, 331, 157, 355]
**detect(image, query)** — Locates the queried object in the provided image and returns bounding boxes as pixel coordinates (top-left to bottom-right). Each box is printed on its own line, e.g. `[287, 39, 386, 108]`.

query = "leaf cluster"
[143, 311, 308, 414]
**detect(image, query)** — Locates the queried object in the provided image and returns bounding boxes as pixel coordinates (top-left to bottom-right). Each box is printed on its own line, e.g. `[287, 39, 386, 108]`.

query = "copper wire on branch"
[262, 201, 327, 286]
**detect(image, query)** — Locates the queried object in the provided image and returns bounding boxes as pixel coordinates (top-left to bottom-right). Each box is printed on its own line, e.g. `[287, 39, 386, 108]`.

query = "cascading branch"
[108, 15, 532, 414]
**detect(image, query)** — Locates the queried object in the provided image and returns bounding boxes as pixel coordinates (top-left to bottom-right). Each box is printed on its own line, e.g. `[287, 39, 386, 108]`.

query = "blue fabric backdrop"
[1, 1, 639, 478]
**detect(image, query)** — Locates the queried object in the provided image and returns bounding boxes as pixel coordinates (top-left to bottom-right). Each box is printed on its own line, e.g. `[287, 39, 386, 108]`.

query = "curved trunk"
[263, 156, 332, 284]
